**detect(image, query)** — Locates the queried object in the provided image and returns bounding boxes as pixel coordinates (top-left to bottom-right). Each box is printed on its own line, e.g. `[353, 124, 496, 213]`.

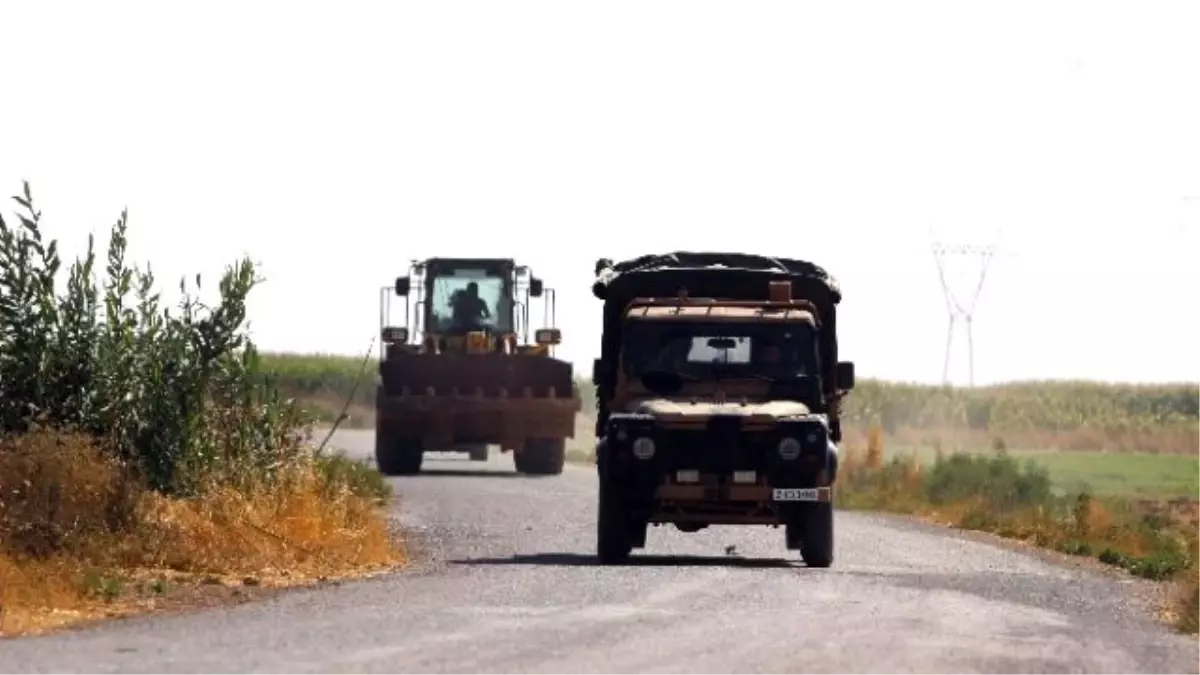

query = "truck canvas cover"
[594, 251, 840, 367]
[592, 251, 841, 305]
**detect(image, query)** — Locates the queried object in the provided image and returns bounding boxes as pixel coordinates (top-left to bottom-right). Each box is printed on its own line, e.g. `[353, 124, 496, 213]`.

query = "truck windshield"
[427, 267, 513, 335]
[621, 320, 818, 380]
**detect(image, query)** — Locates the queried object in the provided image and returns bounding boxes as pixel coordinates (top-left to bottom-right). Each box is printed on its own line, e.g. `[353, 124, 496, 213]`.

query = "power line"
[930, 236, 999, 387]
[1182, 196, 1199, 235]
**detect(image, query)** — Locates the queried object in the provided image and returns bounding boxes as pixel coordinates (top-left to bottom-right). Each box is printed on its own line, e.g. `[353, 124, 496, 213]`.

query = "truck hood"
[625, 397, 812, 418]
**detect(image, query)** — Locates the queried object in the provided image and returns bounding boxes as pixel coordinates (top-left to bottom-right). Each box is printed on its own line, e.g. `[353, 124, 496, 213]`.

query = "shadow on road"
[399, 469, 529, 479]
[448, 552, 798, 569]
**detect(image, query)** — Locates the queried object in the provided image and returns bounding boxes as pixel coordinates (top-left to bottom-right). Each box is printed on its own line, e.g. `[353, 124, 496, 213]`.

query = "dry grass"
[0, 430, 402, 636]
[1176, 570, 1200, 633]
[291, 392, 377, 429]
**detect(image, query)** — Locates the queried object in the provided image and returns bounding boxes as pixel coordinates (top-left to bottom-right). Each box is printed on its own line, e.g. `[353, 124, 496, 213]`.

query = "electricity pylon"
[931, 240, 996, 387]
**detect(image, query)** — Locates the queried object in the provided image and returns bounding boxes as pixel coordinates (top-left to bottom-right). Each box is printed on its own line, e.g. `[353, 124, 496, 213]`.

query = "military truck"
[589, 252, 856, 566]
[375, 257, 579, 476]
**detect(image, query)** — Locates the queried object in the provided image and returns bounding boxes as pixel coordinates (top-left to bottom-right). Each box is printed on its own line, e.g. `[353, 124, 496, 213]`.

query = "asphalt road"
[2, 428, 1197, 674]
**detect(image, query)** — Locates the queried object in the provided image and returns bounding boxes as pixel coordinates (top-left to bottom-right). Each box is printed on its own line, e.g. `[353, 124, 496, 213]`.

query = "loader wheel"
[596, 485, 634, 564]
[786, 502, 834, 568]
[375, 436, 424, 476]
[516, 438, 565, 476]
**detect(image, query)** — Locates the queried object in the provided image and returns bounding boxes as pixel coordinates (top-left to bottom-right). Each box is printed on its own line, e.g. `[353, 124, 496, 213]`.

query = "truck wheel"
[517, 438, 565, 476]
[793, 502, 834, 568]
[375, 436, 424, 476]
[597, 486, 633, 564]
[464, 443, 488, 462]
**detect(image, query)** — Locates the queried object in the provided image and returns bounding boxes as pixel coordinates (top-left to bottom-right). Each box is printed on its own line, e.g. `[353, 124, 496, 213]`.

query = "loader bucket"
[376, 352, 579, 451]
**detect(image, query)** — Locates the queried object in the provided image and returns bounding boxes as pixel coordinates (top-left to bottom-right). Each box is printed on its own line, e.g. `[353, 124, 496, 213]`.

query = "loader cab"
[423, 259, 516, 337]
[386, 257, 556, 355]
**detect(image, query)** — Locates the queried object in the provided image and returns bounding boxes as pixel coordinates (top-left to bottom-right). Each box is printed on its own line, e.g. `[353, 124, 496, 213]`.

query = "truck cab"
[590, 253, 855, 567]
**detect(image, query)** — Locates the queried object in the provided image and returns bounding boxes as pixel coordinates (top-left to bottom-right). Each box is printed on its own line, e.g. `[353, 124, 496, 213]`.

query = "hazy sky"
[3, 1, 1197, 385]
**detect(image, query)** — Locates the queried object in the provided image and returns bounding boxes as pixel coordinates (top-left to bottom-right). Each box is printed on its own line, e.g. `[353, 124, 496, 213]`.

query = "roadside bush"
[0, 182, 399, 634]
[923, 452, 1054, 511]
[0, 181, 318, 492]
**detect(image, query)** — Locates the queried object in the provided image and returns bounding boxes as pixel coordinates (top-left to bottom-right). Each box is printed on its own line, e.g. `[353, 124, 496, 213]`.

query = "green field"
[1022, 451, 1199, 500]
[879, 444, 1200, 500]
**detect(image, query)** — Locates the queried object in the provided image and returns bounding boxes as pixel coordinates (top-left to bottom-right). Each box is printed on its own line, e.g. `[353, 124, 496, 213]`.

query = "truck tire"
[792, 502, 834, 568]
[596, 486, 633, 564]
[516, 438, 565, 476]
[375, 436, 424, 476]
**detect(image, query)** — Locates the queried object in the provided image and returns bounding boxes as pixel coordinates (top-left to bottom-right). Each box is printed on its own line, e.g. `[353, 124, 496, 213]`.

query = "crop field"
[259, 351, 1199, 455]
[257, 351, 1199, 501]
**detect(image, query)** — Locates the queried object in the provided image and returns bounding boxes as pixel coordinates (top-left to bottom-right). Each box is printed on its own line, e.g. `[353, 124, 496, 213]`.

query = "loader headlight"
[631, 436, 656, 460]
[777, 436, 801, 461]
[381, 326, 409, 344]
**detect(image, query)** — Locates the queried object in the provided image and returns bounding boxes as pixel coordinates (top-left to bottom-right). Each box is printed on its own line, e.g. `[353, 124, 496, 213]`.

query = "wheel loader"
[374, 257, 580, 476]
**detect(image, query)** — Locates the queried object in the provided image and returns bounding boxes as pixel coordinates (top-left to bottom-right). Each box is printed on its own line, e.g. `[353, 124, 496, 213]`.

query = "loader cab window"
[426, 267, 512, 335]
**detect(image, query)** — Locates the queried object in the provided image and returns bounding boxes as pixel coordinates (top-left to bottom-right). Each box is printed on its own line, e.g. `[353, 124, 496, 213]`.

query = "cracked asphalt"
[1, 428, 1196, 673]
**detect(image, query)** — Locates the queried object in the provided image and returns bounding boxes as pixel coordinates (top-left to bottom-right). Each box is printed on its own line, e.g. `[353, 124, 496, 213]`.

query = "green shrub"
[923, 452, 1054, 511]
[0, 181, 317, 495]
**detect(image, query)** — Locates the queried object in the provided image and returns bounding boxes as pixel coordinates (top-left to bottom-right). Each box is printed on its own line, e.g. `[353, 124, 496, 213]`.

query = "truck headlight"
[631, 436, 656, 460]
[777, 436, 801, 461]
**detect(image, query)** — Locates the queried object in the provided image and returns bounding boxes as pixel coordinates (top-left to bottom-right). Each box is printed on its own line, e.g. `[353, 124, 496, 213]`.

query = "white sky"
[2, 1, 1197, 385]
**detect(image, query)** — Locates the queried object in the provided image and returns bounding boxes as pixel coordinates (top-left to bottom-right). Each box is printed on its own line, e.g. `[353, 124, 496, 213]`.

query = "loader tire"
[375, 436, 424, 476]
[516, 438, 565, 476]
[464, 443, 489, 462]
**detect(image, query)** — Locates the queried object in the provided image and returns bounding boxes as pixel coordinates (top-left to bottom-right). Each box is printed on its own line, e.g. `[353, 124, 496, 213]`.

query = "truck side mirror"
[530, 277, 544, 298]
[836, 361, 856, 390]
[394, 276, 411, 296]
[592, 358, 604, 385]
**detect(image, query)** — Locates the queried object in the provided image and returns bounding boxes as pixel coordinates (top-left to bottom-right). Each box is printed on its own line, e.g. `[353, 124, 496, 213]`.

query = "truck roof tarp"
[592, 251, 841, 307]
[591, 251, 842, 395]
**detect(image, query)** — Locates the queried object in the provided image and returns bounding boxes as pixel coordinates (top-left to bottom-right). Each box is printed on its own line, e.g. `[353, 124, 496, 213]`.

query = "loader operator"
[448, 282, 492, 333]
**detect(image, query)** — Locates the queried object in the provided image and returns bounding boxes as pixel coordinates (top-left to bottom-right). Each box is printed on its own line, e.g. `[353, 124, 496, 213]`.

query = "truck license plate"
[772, 488, 823, 502]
